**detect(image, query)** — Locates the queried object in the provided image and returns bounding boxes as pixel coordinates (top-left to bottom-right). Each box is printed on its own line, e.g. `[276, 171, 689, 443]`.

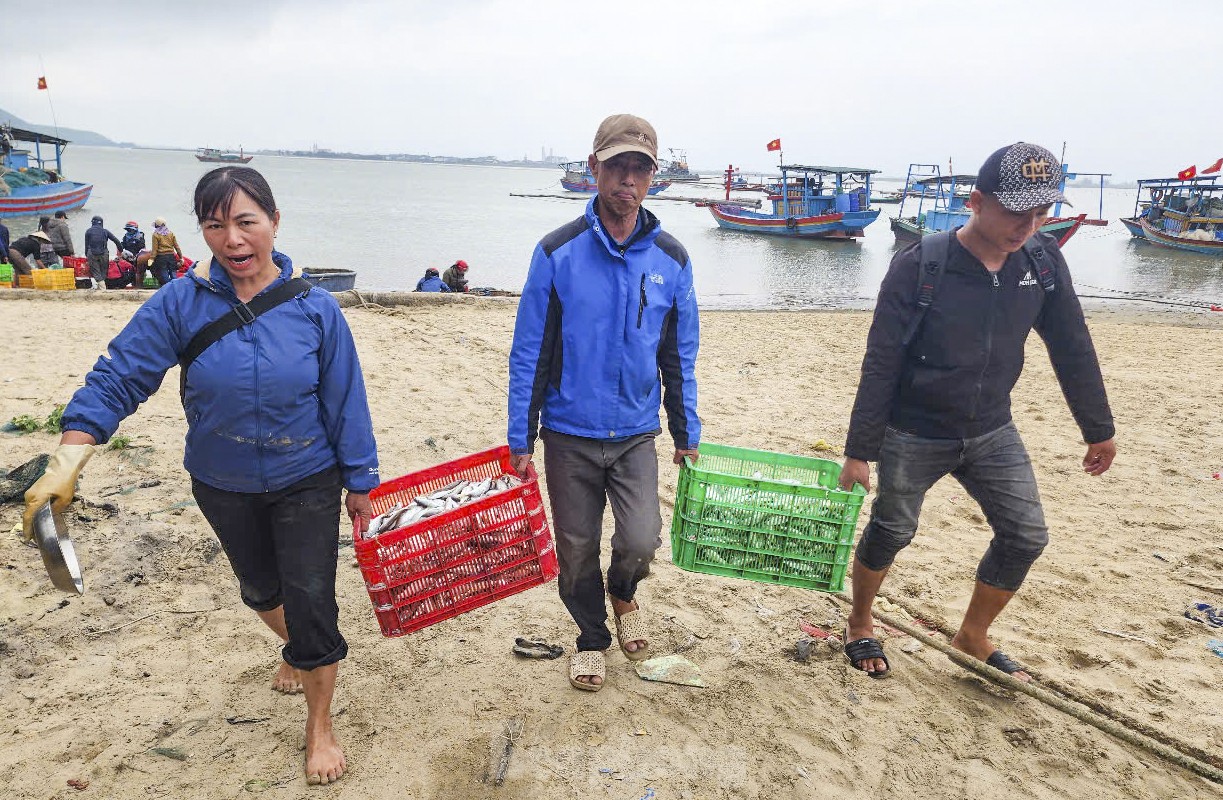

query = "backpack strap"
[1021, 236, 1057, 294]
[179, 277, 312, 399]
[901, 231, 953, 347]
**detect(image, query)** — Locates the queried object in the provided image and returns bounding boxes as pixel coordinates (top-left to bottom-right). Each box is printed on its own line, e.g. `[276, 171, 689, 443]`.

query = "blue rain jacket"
[508, 198, 700, 454]
[62, 252, 380, 493]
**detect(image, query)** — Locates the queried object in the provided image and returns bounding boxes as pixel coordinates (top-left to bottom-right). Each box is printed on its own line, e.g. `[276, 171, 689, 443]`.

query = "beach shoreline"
[0, 294, 1220, 799]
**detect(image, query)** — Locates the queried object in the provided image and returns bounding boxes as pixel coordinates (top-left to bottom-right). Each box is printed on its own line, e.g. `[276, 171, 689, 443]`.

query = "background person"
[838, 142, 1116, 683]
[36, 218, 61, 267]
[83, 216, 122, 289]
[47, 210, 74, 259]
[8, 230, 54, 275]
[149, 217, 184, 286]
[415, 267, 450, 292]
[507, 113, 701, 692]
[442, 259, 469, 292]
[23, 166, 377, 786]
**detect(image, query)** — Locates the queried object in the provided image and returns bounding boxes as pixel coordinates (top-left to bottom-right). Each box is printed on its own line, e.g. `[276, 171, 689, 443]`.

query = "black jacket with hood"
[845, 231, 1114, 462]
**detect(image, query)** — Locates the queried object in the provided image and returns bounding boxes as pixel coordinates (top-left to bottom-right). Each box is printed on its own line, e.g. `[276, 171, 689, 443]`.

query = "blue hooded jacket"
[62, 252, 380, 493]
[508, 198, 700, 455]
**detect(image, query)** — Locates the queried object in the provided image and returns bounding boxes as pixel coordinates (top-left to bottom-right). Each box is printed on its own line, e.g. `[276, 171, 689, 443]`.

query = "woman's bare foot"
[272, 661, 303, 694]
[304, 726, 346, 785]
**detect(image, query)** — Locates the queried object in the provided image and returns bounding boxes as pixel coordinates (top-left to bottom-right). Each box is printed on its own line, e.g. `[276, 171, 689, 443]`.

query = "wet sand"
[0, 291, 1221, 798]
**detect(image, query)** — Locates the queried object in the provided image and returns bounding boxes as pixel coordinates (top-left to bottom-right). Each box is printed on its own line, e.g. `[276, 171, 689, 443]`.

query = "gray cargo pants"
[541, 427, 663, 652]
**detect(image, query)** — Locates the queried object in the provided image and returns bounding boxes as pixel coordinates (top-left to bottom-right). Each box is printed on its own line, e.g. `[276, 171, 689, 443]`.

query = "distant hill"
[0, 106, 118, 147]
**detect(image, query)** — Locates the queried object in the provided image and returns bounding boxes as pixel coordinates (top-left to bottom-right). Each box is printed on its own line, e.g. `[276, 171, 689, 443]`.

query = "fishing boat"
[195, 146, 253, 164]
[1121, 176, 1223, 255]
[706, 164, 881, 239]
[558, 161, 671, 195]
[656, 148, 701, 182]
[889, 162, 1092, 247]
[0, 124, 93, 218]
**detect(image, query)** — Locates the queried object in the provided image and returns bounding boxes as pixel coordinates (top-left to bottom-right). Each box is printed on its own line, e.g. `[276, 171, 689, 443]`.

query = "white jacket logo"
[648, 273, 664, 285]
[1018, 270, 1037, 287]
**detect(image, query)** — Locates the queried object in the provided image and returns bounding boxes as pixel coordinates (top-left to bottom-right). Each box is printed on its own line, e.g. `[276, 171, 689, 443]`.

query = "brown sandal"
[569, 650, 606, 692]
[614, 608, 651, 662]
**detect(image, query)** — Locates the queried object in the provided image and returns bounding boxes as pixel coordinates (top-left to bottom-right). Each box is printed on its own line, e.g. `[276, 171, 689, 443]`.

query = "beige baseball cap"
[592, 114, 658, 168]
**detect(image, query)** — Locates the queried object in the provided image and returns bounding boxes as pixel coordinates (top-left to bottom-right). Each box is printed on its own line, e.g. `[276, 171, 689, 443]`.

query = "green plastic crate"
[142, 274, 158, 289]
[669, 442, 866, 592]
[0, 263, 12, 284]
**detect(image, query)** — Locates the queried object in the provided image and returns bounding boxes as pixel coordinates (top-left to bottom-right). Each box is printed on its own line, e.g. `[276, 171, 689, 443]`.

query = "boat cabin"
[1, 124, 70, 180]
[768, 165, 878, 219]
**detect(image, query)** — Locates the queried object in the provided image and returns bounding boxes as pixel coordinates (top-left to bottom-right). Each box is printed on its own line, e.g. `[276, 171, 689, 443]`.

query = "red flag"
[1203, 158, 1223, 175]
[37, 76, 47, 90]
[1178, 165, 1197, 181]
[766, 138, 781, 152]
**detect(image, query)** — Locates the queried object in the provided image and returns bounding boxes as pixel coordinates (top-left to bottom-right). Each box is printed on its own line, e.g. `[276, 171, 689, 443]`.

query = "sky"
[2, 0, 1220, 180]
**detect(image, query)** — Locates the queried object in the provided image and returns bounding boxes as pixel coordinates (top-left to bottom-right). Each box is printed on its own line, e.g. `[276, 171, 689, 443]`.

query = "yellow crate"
[31, 268, 76, 291]
[16, 274, 34, 289]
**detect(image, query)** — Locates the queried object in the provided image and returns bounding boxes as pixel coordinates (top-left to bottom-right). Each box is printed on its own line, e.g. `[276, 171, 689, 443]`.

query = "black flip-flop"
[844, 635, 890, 678]
[985, 650, 1026, 676]
[513, 637, 564, 660]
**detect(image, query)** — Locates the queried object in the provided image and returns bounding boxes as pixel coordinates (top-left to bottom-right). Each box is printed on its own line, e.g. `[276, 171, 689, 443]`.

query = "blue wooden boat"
[707, 164, 880, 239]
[558, 161, 670, 195]
[889, 162, 1092, 247]
[0, 124, 93, 218]
[1122, 176, 1223, 255]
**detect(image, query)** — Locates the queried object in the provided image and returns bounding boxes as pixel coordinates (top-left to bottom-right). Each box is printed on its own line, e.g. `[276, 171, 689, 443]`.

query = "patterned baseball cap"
[592, 114, 659, 169]
[975, 142, 1070, 212]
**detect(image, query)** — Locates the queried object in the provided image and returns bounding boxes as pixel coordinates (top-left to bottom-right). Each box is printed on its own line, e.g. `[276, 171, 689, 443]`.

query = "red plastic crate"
[63, 256, 89, 278]
[357, 445, 558, 637]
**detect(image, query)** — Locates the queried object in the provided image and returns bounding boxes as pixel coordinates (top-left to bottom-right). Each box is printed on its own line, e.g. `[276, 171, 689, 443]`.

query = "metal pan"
[31, 502, 84, 595]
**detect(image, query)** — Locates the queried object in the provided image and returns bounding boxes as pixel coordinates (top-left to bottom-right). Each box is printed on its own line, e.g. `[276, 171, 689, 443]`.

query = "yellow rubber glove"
[22, 444, 96, 541]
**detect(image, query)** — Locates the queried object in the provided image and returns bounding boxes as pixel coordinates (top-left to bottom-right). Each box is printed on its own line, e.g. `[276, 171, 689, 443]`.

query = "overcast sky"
[3, 0, 1219, 179]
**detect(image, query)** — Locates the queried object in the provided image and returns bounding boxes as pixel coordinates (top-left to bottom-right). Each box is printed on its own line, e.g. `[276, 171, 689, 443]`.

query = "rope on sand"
[833, 592, 1223, 785]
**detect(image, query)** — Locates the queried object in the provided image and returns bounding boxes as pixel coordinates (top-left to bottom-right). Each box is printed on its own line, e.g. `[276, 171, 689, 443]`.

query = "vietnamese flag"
[1178, 164, 1197, 180]
[766, 138, 781, 152]
[1203, 158, 1223, 175]
[37, 76, 47, 90]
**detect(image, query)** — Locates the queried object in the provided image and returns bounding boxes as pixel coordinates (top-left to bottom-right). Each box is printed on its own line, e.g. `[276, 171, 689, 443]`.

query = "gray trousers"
[541, 428, 663, 652]
[856, 422, 1048, 591]
[87, 252, 109, 284]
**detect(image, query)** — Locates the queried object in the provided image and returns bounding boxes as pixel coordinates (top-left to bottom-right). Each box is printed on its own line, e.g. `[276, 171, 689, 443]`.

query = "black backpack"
[900, 230, 1056, 347]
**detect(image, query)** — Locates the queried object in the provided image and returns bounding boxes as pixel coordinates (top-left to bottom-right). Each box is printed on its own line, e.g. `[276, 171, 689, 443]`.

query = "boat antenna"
[38, 55, 61, 139]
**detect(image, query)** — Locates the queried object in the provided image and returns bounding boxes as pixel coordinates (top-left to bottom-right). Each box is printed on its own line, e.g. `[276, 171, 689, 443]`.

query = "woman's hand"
[346, 491, 372, 534]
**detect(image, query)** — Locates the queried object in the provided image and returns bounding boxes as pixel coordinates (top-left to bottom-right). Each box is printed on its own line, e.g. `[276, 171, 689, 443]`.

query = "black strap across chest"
[178, 277, 312, 390]
[900, 231, 1055, 347]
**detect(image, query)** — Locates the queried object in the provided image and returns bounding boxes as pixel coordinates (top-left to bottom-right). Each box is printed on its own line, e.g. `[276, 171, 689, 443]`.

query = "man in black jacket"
[838, 142, 1116, 682]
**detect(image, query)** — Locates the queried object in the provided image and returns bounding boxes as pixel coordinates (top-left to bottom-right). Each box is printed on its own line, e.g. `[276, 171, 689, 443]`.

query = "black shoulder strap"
[179, 277, 312, 395]
[901, 231, 952, 347]
[1021, 236, 1057, 294]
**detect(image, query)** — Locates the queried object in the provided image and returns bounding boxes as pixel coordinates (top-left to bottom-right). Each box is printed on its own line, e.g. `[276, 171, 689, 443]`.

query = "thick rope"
[833, 592, 1223, 784]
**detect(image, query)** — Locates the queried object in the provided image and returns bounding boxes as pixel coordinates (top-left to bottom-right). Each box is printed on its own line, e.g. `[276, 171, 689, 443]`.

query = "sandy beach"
[0, 290, 1221, 799]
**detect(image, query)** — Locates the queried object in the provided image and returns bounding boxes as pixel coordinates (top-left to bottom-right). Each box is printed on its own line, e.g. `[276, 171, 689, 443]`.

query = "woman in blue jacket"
[23, 167, 377, 787]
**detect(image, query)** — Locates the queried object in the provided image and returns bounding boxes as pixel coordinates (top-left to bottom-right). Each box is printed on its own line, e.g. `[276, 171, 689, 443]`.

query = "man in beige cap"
[507, 114, 702, 692]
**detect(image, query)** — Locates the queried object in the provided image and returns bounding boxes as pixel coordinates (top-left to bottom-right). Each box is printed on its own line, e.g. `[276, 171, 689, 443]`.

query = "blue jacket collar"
[190, 250, 298, 297]
[584, 197, 661, 256]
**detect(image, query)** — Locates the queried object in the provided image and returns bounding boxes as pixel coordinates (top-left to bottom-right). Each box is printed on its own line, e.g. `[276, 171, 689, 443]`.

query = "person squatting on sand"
[838, 142, 1117, 682]
[507, 114, 701, 691]
[23, 166, 378, 785]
